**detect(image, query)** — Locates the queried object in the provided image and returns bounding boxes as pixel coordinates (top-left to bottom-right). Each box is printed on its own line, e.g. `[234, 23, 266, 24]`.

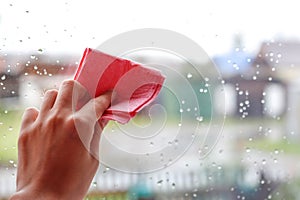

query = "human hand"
[10, 80, 111, 200]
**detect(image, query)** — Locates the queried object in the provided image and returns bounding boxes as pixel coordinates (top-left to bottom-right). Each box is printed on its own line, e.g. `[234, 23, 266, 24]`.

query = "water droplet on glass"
[8, 126, 13, 131]
[157, 180, 163, 185]
[92, 181, 97, 187]
[171, 183, 176, 189]
[196, 116, 203, 122]
[277, 53, 282, 58]
[245, 147, 251, 153]
[187, 73, 193, 79]
[262, 159, 266, 165]
[1, 75, 6, 80]
[274, 149, 279, 154]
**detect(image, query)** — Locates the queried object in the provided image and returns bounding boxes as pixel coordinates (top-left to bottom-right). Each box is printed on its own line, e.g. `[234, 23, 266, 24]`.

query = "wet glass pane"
[1, 1, 300, 199]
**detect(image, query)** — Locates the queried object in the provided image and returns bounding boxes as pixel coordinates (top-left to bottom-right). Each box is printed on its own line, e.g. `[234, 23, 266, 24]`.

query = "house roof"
[255, 40, 300, 68]
[253, 40, 300, 81]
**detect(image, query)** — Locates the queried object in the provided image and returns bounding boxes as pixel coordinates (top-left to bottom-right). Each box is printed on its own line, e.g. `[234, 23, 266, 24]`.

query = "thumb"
[77, 91, 112, 124]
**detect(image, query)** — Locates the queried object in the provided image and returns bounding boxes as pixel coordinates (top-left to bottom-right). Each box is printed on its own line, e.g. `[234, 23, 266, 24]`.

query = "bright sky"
[0, 0, 299, 56]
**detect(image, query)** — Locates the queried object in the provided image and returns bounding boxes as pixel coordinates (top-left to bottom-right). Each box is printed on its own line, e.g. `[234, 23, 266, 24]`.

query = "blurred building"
[0, 52, 78, 109]
[254, 41, 300, 136]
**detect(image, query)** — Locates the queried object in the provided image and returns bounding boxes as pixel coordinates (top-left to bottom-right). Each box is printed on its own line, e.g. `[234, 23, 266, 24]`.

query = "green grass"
[0, 109, 22, 165]
[246, 138, 300, 155]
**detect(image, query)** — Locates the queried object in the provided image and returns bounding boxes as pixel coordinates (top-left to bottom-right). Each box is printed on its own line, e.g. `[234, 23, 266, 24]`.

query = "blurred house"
[0, 52, 79, 109]
[213, 40, 288, 119]
[254, 41, 300, 136]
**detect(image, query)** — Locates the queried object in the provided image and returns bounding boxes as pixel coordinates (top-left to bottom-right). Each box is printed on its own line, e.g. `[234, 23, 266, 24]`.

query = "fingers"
[20, 107, 39, 131]
[54, 80, 89, 109]
[40, 89, 58, 113]
[77, 91, 112, 124]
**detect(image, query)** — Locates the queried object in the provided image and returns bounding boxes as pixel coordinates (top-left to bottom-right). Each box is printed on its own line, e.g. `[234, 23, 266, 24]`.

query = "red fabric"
[74, 48, 165, 124]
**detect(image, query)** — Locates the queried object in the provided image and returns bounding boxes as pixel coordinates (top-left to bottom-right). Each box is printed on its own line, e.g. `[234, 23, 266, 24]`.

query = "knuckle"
[18, 130, 30, 147]
[44, 89, 58, 97]
[61, 79, 75, 89]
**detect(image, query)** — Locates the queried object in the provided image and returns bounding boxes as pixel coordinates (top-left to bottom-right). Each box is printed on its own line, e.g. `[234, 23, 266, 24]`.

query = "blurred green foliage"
[0, 109, 22, 165]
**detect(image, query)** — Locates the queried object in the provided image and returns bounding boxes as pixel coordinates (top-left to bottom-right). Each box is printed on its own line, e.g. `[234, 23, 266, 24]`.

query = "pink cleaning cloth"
[74, 48, 165, 124]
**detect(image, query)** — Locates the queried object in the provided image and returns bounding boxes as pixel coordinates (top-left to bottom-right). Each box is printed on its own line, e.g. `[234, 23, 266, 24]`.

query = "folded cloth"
[74, 48, 165, 124]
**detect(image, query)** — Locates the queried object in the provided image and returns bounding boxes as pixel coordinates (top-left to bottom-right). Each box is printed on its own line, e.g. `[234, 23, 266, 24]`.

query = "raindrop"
[261, 99, 265, 104]
[30, 55, 36, 59]
[277, 53, 282, 58]
[181, 100, 185, 104]
[273, 158, 278, 164]
[92, 181, 97, 187]
[204, 77, 209, 82]
[187, 73, 193, 79]
[262, 159, 266, 165]
[252, 76, 257, 80]
[196, 116, 203, 122]
[245, 147, 251, 153]
[179, 108, 183, 113]
[268, 77, 273, 81]
[274, 149, 279, 154]
[171, 183, 176, 189]
[233, 63, 239, 70]
[8, 126, 13, 131]
[1, 75, 6, 80]
[37, 48, 43, 54]
[157, 180, 163, 185]
[9, 160, 14, 164]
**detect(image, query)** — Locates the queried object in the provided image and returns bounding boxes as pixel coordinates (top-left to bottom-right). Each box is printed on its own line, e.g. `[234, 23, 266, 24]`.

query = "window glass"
[1, 1, 300, 199]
